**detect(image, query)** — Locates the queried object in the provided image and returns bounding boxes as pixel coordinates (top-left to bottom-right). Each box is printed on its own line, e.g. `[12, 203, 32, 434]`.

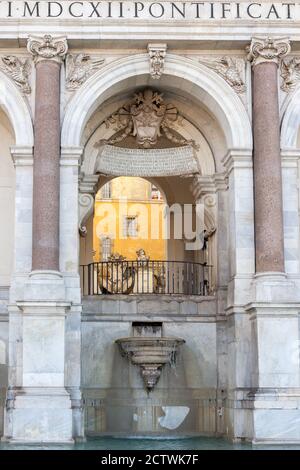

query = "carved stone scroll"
[79, 193, 94, 237]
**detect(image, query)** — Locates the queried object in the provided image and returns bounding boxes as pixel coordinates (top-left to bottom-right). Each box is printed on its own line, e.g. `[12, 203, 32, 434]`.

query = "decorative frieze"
[27, 34, 68, 64]
[198, 56, 246, 93]
[281, 57, 300, 92]
[247, 37, 290, 66]
[147, 44, 167, 79]
[66, 53, 105, 90]
[0, 55, 31, 94]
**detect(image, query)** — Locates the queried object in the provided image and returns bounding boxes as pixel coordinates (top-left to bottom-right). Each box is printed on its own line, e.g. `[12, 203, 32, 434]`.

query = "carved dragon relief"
[198, 56, 246, 94]
[96, 89, 193, 149]
[0, 56, 31, 94]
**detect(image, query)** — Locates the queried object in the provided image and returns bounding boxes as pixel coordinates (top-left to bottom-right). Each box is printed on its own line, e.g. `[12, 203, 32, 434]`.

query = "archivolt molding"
[0, 70, 33, 146]
[61, 53, 252, 150]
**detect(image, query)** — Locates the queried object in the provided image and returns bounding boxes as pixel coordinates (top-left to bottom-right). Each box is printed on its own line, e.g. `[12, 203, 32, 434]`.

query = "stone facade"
[0, 1, 300, 445]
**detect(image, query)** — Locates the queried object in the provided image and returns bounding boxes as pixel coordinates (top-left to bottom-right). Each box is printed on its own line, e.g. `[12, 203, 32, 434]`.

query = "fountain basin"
[115, 336, 185, 392]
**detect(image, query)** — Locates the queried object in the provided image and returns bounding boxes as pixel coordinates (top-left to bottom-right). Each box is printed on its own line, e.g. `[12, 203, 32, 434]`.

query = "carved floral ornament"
[247, 37, 291, 66]
[97, 89, 192, 149]
[27, 34, 68, 64]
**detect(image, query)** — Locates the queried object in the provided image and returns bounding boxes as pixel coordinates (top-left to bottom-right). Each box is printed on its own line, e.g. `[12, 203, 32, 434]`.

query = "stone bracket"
[79, 193, 94, 237]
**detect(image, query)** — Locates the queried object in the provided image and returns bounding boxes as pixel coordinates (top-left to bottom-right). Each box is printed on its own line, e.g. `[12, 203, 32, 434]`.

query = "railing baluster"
[80, 260, 213, 297]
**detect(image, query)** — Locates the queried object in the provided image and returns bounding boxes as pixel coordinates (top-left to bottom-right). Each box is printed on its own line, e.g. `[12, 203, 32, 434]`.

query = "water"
[1, 437, 300, 450]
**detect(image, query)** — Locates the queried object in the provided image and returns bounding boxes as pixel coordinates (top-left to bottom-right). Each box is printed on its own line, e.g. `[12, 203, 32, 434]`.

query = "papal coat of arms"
[100, 89, 191, 148]
[130, 89, 167, 147]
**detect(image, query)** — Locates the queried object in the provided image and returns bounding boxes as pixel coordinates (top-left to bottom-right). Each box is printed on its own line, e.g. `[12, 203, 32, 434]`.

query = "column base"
[3, 387, 73, 443]
[250, 388, 300, 444]
[24, 270, 66, 302]
[225, 388, 300, 444]
[253, 271, 300, 303]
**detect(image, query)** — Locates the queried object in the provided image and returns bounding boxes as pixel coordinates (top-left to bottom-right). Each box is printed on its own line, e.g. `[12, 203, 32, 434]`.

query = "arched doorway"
[61, 54, 253, 439]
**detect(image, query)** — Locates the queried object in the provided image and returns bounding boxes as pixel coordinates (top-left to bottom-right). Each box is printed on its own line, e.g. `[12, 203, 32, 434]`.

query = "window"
[124, 216, 138, 238]
[151, 184, 162, 200]
[101, 182, 112, 199]
[101, 237, 112, 260]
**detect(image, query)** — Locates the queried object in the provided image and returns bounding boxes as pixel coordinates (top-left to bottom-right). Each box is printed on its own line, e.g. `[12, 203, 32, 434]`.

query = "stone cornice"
[79, 174, 99, 194]
[27, 34, 68, 65]
[222, 149, 253, 174]
[192, 173, 228, 199]
[247, 37, 291, 67]
[10, 145, 33, 166]
[60, 146, 83, 167]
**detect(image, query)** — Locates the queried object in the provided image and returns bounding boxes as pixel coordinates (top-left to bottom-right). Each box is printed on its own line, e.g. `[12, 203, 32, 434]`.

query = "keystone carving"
[66, 53, 105, 90]
[199, 56, 246, 93]
[0, 56, 31, 94]
[147, 44, 167, 79]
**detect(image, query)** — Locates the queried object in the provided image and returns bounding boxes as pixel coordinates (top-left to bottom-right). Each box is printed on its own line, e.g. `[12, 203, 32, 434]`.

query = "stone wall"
[81, 295, 224, 436]
[0, 288, 8, 437]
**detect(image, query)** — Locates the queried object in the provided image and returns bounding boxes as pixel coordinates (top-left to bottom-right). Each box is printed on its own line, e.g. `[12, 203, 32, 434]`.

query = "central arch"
[61, 54, 252, 151]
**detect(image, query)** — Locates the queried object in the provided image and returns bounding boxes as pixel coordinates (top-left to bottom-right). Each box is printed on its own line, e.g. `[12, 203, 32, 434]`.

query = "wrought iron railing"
[80, 261, 212, 296]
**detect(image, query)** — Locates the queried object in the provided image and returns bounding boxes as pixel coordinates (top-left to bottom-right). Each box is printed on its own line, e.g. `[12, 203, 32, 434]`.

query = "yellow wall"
[93, 177, 166, 261]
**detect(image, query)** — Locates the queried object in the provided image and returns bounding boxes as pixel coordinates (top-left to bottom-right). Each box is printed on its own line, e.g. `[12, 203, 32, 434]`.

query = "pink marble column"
[28, 35, 68, 271]
[248, 37, 290, 273]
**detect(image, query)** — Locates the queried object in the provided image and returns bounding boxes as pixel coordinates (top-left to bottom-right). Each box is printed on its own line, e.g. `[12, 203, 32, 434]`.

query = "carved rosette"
[27, 34, 68, 64]
[247, 37, 290, 66]
[147, 43, 167, 79]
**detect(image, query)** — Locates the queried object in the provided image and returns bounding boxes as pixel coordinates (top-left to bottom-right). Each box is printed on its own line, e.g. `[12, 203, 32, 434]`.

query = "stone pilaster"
[243, 37, 300, 445]
[247, 37, 290, 273]
[28, 35, 68, 272]
[2, 36, 75, 444]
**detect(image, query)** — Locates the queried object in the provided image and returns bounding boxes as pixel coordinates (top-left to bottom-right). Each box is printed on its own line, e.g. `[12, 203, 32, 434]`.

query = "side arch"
[0, 71, 33, 146]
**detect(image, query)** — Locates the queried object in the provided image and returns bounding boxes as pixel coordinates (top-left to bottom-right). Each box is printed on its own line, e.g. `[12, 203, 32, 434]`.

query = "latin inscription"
[0, 2, 299, 21]
[96, 145, 198, 177]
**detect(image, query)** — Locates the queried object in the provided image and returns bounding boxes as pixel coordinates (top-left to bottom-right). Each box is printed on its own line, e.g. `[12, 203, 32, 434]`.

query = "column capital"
[27, 34, 68, 65]
[247, 37, 290, 67]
